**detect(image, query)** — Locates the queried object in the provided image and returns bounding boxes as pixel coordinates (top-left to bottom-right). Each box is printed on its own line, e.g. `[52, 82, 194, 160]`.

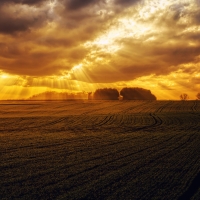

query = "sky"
[0, 0, 200, 100]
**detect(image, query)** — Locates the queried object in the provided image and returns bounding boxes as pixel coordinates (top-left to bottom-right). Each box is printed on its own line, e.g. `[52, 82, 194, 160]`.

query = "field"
[0, 100, 200, 200]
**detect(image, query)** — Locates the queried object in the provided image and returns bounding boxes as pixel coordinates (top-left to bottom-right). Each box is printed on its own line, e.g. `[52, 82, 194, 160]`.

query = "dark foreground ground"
[0, 100, 200, 200]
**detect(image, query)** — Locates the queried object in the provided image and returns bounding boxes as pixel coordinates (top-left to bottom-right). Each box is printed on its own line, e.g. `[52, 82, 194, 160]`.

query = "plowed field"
[0, 100, 200, 200]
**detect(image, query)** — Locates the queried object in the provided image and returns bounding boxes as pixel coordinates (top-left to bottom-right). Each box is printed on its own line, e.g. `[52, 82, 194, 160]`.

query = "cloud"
[66, 0, 200, 83]
[0, 2, 49, 34]
[115, 0, 142, 6]
[0, 0, 200, 100]
[0, 0, 46, 6]
[66, 0, 99, 10]
[0, 15, 41, 34]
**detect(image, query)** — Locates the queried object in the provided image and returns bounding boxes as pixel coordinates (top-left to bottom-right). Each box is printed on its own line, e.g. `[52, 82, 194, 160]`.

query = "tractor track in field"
[0, 117, 68, 132]
[0, 132, 156, 161]
[154, 101, 173, 113]
[93, 115, 113, 127]
[137, 101, 157, 113]
[27, 112, 200, 133]
[120, 113, 163, 133]
[118, 101, 150, 114]
[1, 110, 199, 134]
[71, 112, 162, 133]
[3, 112, 199, 160]
[2, 128, 189, 189]
[3, 132, 186, 195]
[72, 133, 183, 168]
[60, 132, 198, 199]
[0, 120, 187, 166]
[1, 101, 200, 200]
[114, 134, 200, 200]
[191, 100, 197, 112]
[80, 132, 199, 199]
[145, 137, 200, 200]
[80, 101, 123, 115]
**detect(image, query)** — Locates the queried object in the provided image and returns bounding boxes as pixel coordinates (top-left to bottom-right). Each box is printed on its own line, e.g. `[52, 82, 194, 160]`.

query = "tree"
[120, 87, 156, 100]
[196, 93, 200, 100]
[180, 93, 189, 100]
[93, 88, 119, 100]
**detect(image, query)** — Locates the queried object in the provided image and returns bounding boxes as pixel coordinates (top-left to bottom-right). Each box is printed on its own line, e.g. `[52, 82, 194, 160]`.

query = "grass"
[0, 100, 200, 199]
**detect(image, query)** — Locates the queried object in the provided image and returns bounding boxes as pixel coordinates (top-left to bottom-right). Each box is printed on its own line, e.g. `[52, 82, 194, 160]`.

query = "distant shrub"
[93, 88, 119, 100]
[120, 87, 156, 100]
[180, 93, 189, 101]
[29, 91, 87, 100]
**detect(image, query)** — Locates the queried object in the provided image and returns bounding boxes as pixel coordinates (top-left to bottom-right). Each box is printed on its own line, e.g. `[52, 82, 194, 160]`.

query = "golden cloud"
[0, 0, 200, 99]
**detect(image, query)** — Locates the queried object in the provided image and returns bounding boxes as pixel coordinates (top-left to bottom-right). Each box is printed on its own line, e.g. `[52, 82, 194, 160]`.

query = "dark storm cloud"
[152, 45, 200, 66]
[0, 1, 49, 34]
[0, 14, 42, 34]
[115, 0, 141, 6]
[66, 0, 99, 10]
[0, 0, 46, 5]
[21, 0, 46, 4]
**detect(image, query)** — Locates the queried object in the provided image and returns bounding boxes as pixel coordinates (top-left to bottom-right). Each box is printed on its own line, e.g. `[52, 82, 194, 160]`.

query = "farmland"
[0, 100, 200, 200]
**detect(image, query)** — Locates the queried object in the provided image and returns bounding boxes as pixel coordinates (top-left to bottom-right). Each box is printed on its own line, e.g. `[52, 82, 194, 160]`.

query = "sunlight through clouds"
[0, 0, 200, 99]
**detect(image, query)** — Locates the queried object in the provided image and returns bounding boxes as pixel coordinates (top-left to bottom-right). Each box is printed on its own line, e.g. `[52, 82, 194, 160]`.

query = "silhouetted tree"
[93, 88, 119, 100]
[120, 87, 156, 100]
[196, 93, 200, 100]
[180, 93, 189, 100]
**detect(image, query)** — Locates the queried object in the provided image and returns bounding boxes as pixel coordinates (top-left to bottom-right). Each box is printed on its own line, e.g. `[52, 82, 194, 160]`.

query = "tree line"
[29, 91, 88, 100]
[28, 90, 200, 101]
[92, 87, 156, 100]
[28, 87, 157, 100]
